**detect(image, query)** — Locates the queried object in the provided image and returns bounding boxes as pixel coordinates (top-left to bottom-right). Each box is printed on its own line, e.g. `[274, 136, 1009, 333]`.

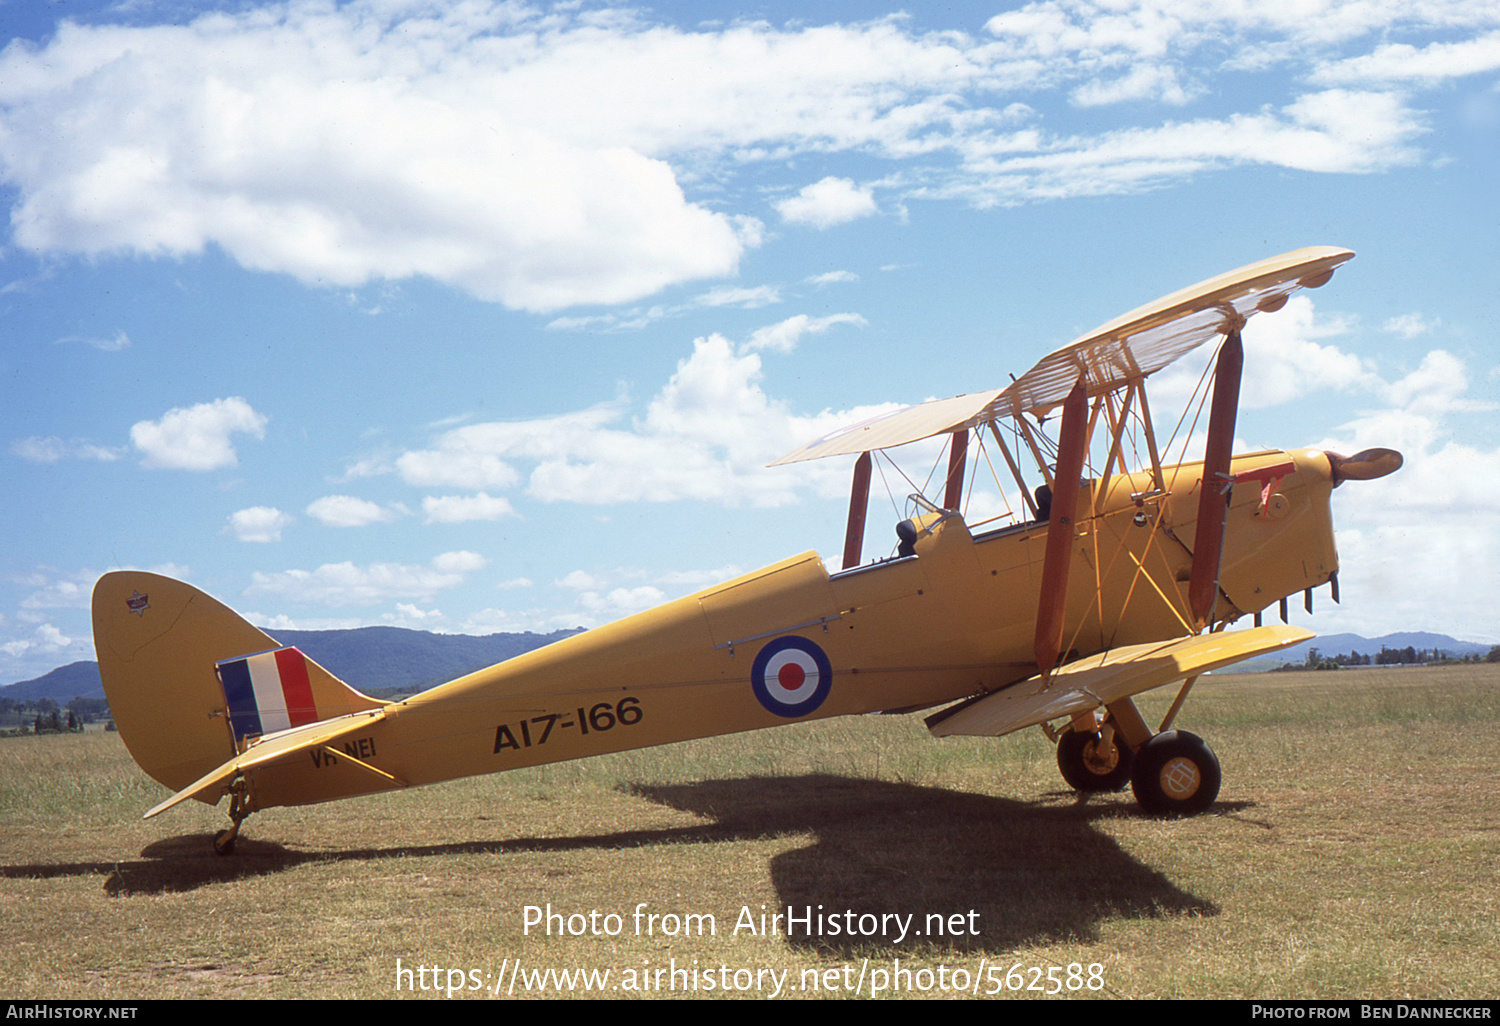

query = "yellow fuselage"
[245, 448, 1338, 811]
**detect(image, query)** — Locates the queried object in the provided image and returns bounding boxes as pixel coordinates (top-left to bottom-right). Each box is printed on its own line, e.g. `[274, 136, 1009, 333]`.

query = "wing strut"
[1187, 327, 1244, 630]
[842, 452, 872, 570]
[943, 430, 967, 510]
[1033, 377, 1089, 679]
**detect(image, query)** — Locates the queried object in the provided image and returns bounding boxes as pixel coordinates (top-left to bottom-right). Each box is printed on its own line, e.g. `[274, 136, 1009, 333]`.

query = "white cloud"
[1238, 297, 1377, 409]
[939, 90, 1425, 207]
[421, 492, 516, 524]
[553, 566, 706, 625]
[807, 270, 859, 286]
[10, 436, 122, 462]
[557, 570, 606, 592]
[656, 565, 749, 590]
[983, 2, 1500, 73]
[246, 550, 487, 606]
[432, 550, 487, 574]
[0, 622, 73, 658]
[306, 494, 403, 527]
[245, 612, 365, 632]
[130, 397, 267, 471]
[580, 585, 666, 617]
[1383, 312, 1440, 339]
[384, 603, 445, 628]
[1313, 30, 1500, 85]
[56, 329, 130, 351]
[225, 506, 291, 543]
[337, 456, 395, 482]
[777, 177, 879, 228]
[744, 313, 867, 354]
[1071, 63, 1197, 107]
[694, 285, 783, 309]
[1150, 297, 1377, 414]
[392, 333, 901, 509]
[1382, 350, 1493, 416]
[546, 282, 784, 334]
[545, 312, 625, 332]
[459, 606, 583, 635]
[0, 4, 748, 312]
[554, 562, 765, 627]
[396, 448, 520, 490]
[1313, 349, 1500, 641]
[0, 2, 1459, 310]
[396, 407, 616, 490]
[17, 569, 95, 610]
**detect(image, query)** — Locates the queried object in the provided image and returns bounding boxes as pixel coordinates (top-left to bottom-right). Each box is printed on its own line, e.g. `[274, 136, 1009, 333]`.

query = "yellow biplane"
[92, 246, 1401, 854]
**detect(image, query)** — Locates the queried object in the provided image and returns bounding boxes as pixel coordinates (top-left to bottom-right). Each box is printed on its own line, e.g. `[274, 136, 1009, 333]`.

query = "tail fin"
[92, 571, 384, 794]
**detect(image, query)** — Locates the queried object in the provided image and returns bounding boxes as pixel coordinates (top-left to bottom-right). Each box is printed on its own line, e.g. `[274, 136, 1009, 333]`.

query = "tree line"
[1283, 645, 1500, 671]
[0, 696, 112, 732]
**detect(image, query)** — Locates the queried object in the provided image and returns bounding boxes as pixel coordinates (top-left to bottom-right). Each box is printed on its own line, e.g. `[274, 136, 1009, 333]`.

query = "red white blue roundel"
[751, 636, 833, 718]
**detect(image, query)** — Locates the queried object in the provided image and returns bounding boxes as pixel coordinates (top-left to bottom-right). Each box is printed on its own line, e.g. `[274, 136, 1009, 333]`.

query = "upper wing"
[925, 624, 1313, 738]
[771, 246, 1353, 465]
[768, 390, 1002, 467]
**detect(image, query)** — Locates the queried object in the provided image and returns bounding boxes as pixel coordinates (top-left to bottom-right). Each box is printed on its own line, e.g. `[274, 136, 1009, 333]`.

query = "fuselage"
[243, 448, 1338, 811]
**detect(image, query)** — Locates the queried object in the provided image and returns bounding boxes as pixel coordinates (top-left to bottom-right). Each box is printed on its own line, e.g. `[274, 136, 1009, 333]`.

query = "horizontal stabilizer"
[143, 708, 388, 819]
[926, 625, 1313, 738]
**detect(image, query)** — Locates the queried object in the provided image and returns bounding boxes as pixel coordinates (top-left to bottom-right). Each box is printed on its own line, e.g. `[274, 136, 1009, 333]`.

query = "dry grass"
[2, 664, 1497, 999]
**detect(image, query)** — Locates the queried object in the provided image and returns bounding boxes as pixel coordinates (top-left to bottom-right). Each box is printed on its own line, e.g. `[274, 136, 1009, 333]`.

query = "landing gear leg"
[213, 779, 253, 856]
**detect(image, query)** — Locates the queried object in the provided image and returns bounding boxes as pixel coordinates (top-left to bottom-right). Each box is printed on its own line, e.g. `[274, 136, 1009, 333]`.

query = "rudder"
[92, 571, 384, 795]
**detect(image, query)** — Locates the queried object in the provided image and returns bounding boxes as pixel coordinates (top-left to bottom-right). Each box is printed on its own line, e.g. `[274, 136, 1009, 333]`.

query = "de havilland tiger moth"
[91, 245, 1402, 854]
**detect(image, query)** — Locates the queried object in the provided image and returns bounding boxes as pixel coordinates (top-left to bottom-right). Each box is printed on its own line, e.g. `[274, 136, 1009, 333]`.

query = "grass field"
[3, 663, 1497, 1000]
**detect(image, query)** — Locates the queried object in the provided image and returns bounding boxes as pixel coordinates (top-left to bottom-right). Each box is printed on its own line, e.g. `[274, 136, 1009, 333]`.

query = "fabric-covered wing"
[771, 246, 1353, 465]
[980, 246, 1352, 420]
[925, 625, 1313, 738]
[768, 390, 1000, 466]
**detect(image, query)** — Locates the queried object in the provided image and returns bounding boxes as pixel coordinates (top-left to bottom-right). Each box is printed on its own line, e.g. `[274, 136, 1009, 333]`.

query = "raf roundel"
[751, 636, 833, 718]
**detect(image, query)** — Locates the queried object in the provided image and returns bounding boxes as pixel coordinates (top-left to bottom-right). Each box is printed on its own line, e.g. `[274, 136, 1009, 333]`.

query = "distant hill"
[271, 625, 584, 694]
[0, 625, 584, 707]
[1, 661, 107, 703]
[5, 627, 1491, 705]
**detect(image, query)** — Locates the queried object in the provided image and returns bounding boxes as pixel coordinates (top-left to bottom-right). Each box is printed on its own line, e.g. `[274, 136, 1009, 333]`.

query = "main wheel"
[1057, 726, 1134, 792]
[213, 828, 237, 856]
[1130, 730, 1221, 815]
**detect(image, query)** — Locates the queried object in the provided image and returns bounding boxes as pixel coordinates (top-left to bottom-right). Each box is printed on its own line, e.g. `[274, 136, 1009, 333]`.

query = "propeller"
[1326, 448, 1403, 485]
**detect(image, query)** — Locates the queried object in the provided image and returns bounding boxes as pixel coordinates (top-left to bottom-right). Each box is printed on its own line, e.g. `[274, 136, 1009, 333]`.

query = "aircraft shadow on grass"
[623, 774, 1221, 953]
[6, 774, 1226, 950]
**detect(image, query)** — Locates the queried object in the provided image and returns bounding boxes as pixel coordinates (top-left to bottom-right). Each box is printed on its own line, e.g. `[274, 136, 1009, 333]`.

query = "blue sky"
[3, 0, 1498, 684]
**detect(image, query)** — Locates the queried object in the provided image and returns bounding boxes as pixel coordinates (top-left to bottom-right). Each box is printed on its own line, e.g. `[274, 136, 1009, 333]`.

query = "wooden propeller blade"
[1327, 448, 1403, 484]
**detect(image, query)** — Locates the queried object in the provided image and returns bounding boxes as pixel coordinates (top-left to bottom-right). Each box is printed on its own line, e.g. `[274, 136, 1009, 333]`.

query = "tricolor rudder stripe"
[751, 636, 833, 718]
[217, 647, 320, 742]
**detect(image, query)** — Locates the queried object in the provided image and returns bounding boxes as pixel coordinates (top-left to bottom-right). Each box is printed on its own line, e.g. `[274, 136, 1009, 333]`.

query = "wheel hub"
[1159, 756, 1201, 799]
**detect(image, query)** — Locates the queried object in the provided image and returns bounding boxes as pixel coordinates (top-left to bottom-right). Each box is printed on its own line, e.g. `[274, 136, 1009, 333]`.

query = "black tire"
[1131, 730, 1221, 815]
[213, 829, 237, 856]
[1057, 726, 1134, 792]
